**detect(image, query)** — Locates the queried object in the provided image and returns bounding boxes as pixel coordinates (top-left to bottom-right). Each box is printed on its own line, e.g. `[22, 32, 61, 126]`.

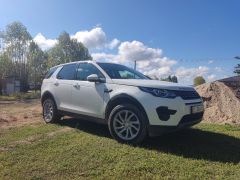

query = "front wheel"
[42, 98, 61, 123]
[108, 104, 148, 145]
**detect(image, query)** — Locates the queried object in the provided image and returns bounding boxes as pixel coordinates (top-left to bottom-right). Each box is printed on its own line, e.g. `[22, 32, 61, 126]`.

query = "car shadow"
[58, 117, 110, 138]
[58, 117, 240, 164]
[142, 128, 240, 164]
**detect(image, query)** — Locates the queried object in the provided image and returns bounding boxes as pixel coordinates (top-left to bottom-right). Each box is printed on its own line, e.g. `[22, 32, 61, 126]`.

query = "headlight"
[139, 87, 177, 98]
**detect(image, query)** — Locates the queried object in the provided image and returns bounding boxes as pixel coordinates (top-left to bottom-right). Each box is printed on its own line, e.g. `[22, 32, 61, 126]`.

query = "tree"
[0, 31, 4, 51]
[194, 76, 206, 86]
[171, 75, 178, 83]
[47, 31, 92, 67]
[2, 21, 32, 92]
[160, 75, 171, 82]
[0, 23, 92, 94]
[27, 41, 47, 90]
[160, 75, 178, 83]
[234, 64, 240, 75]
[0, 53, 13, 94]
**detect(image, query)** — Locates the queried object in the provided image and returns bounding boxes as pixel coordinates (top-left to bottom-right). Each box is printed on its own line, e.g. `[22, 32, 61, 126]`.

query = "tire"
[108, 104, 148, 145]
[42, 98, 61, 123]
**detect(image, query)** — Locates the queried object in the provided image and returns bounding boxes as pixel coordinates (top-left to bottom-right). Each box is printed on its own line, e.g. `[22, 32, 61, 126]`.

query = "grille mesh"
[174, 90, 201, 100]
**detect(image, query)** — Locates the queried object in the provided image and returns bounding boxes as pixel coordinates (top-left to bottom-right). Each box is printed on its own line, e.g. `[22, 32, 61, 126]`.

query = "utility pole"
[134, 60, 136, 70]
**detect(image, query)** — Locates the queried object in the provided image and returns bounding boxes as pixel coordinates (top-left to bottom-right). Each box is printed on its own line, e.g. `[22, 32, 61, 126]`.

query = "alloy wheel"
[113, 110, 140, 140]
[43, 100, 54, 122]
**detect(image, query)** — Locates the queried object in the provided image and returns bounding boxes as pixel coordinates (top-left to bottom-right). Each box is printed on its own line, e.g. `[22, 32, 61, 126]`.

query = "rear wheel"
[108, 104, 148, 145]
[42, 98, 61, 123]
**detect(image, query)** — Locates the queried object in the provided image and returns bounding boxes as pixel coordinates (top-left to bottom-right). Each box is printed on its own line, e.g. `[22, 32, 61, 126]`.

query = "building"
[0, 77, 21, 95]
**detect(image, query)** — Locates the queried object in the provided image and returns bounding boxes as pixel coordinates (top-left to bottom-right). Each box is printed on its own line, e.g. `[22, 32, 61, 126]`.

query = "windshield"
[97, 63, 149, 80]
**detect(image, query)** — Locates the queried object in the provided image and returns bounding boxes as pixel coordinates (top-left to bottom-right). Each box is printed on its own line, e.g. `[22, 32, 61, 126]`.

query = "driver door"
[71, 63, 106, 118]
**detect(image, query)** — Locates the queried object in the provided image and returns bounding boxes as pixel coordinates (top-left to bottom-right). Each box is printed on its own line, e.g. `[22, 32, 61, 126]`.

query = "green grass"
[0, 91, 40, 101]
[0, 120, 240, 179]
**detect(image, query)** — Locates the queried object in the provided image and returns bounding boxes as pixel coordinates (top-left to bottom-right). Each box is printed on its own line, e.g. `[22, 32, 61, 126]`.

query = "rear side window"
[57, 63, 77, 80]
[76, 63, 104, 81]
[45, 66, 58, 79]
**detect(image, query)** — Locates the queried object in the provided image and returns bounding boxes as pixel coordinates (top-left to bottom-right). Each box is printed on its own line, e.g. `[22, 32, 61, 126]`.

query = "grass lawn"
[0, 119, 240, 179]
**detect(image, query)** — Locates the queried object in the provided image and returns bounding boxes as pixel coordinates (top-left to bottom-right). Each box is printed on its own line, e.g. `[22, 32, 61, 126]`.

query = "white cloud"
[34, 27, 119, 50]
[118, 41, 162, 62]
[208, 60, 214, 64]
[33, 33, 57, 50]
[175, 66, 209, 84]
[117, 41, 176, 76]
[117, 40, 176, 77]
[91, 53, 116, 61]
[207, 74, 216, 82]
[71, 27, 107, 49]
[93, 40, 177, 78]
[33, 28, 221, 85]
[176, 66, 209, 77]
[107, 38, 120, 49]
[137, 57, 176, 70]
[215, 66, 223, 72]
[144, 66, 172, 77]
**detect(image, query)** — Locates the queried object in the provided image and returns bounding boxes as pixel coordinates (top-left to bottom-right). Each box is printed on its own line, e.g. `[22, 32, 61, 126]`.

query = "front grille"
[174, 90, 201, 100]
[179, 112, 203, 125]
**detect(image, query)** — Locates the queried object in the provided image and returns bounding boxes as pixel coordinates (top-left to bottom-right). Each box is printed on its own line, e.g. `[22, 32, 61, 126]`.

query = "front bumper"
[135, 90, 204, 126]
[148, 112, 203, 137]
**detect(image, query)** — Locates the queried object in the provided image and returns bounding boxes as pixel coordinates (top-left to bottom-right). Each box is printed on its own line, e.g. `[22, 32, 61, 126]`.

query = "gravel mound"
[196, 81, 240, 125]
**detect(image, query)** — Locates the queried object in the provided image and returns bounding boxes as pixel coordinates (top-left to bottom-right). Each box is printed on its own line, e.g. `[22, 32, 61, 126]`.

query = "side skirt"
[58, 110, 107, 125]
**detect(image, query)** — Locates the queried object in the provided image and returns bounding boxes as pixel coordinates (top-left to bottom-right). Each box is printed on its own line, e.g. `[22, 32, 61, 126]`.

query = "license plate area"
[191, 105, 204, 114]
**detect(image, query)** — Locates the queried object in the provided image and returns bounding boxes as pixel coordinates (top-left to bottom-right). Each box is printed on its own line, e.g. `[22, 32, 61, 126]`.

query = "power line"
[177, 57, 239, 62]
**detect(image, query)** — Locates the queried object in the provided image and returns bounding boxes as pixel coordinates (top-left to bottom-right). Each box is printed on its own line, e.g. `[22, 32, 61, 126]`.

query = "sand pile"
[196, 81, 240, 125]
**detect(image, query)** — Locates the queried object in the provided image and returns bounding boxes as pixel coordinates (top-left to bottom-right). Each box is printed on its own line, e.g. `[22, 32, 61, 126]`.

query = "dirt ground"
[0, 99, 43, 129]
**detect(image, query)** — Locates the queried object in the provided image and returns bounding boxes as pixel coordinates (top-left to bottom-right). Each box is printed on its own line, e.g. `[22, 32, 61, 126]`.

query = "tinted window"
[76, 63, 104, 81]
[97, 63, 148, 79]
[57, 64, 77, 80]
[45, 66, 58, 79]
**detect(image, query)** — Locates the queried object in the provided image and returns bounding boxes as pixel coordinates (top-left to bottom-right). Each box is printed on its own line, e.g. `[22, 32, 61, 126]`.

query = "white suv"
[41, 61, 204, 144]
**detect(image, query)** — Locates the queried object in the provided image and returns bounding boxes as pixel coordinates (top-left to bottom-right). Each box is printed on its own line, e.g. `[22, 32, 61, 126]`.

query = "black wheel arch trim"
[41, 91, 57, 106]
[105, 93, 149, 125]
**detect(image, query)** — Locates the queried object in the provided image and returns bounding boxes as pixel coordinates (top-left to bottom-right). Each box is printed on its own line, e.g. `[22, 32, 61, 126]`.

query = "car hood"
[110, 79, 195, 91]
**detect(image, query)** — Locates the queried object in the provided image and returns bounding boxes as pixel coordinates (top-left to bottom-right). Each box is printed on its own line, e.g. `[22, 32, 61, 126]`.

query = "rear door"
[53, 63, 77, 111]
[71, 63, 106, 118]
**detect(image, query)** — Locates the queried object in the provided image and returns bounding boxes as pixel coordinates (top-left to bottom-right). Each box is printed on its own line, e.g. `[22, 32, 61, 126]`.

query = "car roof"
[50, 60, 94, 69]
[50, 60, 119, 69]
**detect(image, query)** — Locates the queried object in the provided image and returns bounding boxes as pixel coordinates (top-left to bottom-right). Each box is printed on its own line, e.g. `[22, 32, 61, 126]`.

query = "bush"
[0, 91, 41, 101]
[194, 76, 206, 86]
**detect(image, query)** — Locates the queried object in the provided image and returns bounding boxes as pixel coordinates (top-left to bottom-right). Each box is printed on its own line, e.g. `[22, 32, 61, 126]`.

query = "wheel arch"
[105, 93, 149, 125]
[41, 91, 57, 106]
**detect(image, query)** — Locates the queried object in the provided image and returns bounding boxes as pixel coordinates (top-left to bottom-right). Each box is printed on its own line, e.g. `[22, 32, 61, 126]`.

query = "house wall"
[219, 76, 240, 99]
[1, 79, 21, 95]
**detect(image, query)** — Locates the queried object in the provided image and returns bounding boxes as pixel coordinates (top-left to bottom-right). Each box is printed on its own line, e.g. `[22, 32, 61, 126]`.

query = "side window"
[119, 70, 141, 79]
[57, 64, 77, 80]
[76, 63, 104, 81]
[45, 66, 58, 79]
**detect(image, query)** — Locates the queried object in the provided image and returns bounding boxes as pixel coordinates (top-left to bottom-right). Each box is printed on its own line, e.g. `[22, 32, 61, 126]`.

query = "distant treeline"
[0, 21, 92, 93]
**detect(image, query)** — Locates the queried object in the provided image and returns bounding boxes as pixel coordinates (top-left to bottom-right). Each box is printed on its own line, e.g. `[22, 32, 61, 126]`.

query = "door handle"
[54, 82, 59, 86]
[73, 84, 80, 88]
[104, 88, 113, 93]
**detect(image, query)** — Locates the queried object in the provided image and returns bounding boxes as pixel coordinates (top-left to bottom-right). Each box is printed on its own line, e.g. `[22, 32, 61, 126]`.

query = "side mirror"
[87, 74, 105, 83]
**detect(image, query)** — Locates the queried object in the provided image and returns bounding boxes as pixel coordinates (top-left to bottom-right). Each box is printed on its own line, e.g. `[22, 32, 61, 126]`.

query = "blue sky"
[0, 0, 240, 84]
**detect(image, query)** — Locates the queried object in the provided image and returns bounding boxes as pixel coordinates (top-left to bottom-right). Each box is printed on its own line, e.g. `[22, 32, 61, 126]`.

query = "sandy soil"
[196, 81, 240, 125]
[0, 99, 43, 129]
